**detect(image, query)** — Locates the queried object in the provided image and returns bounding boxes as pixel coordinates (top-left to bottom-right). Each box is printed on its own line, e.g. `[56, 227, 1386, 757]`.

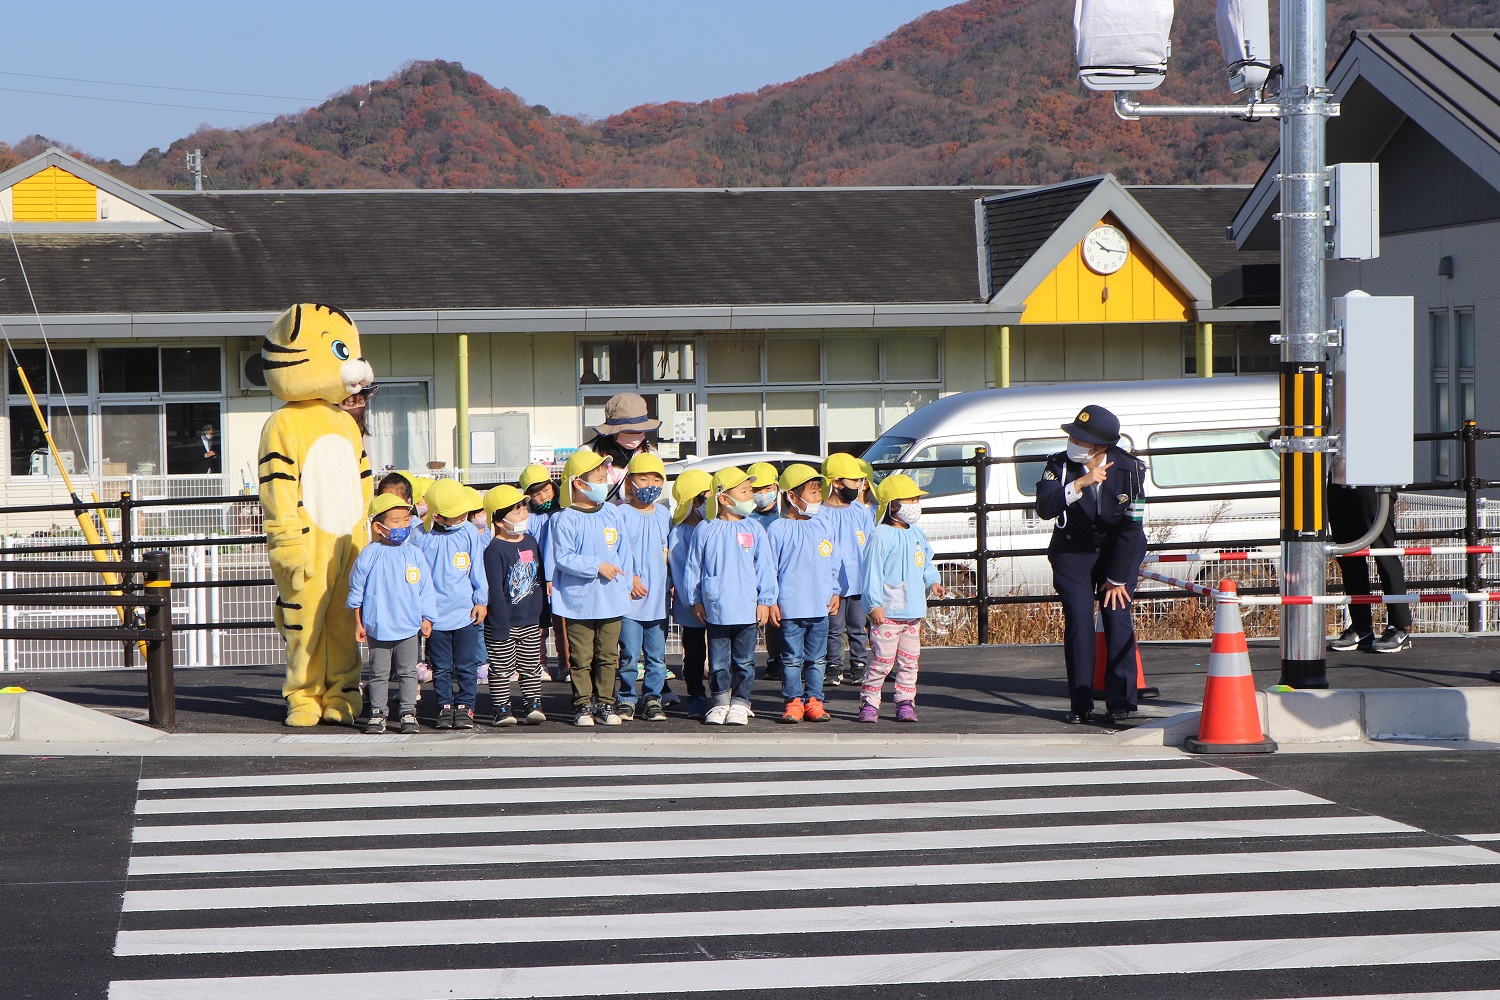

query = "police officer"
[1035, 404, 1147, 725]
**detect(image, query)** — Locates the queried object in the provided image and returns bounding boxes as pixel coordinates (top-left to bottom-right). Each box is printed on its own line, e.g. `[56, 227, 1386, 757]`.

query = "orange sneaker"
[803, 697, 830, 723]
[779, 699, 805, 724]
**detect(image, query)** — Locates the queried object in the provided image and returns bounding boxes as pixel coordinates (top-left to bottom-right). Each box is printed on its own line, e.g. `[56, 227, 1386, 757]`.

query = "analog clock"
[1082, 224, 1130, 275]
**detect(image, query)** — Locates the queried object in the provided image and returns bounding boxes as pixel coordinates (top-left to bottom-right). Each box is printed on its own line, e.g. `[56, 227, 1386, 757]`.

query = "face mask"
[528, 498, 553, 514]
[1065, 441, 1094, 464]
[577, 479, 612, 505]
[895, 503, 922, 525]
[753, 491, 778, 511]
[726, 497, 757, 518]
[470, 514, 487, 531]
[836, 485, 862, 504]
[633, 485, 664, 505]
[414, 501, 428, 517]
[796, 500, 822, 518]
[503, 515, 530, 535]
[383, 525, 411, 545]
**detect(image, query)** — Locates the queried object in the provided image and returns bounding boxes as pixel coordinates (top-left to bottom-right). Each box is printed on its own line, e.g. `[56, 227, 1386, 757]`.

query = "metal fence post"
[1463, 420, 1481, 633]
[974, 448, 990, 646]
[143, 549, 174, 727]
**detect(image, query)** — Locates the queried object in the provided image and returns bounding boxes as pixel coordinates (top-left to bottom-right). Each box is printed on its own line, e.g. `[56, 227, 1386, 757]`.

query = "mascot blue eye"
[331, 341, 350, 361]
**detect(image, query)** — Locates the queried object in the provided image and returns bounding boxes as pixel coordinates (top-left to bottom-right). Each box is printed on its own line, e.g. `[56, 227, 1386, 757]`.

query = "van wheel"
[929, 563, 976, 630]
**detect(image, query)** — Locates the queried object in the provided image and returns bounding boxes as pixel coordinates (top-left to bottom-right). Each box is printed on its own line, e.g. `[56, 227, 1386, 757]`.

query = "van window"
[1147, 428, 1278, 487]
[862, 435, 913, 476]
[1013, 438, 1066, 497]
[905, 442, 983, 498]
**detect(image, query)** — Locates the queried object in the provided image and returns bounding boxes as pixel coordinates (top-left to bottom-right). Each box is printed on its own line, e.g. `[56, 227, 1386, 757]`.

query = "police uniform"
[1035, 405, 1147, 721]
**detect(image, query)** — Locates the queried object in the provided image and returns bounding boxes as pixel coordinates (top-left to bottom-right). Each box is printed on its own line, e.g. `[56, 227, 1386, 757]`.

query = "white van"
[862, 377, 1282, 596]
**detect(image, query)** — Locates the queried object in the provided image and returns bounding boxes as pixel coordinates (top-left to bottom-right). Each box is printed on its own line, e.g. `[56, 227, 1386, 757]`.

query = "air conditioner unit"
[239, 350, 269, 393]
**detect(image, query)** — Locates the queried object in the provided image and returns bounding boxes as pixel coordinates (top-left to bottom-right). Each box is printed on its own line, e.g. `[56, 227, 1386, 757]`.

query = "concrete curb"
[1260, 687, 1500, 744]
[0, 689, 164, 745]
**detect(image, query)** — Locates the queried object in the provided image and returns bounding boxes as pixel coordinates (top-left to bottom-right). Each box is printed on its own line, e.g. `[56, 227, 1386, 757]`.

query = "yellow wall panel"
[12, 166, 98, 222]
[1021, 217, 1194, 325]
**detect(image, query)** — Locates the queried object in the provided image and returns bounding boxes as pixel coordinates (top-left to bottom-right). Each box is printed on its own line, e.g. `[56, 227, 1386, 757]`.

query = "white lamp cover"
[1074, 0, 1174, 92]
[1215, 0, 1272, 94]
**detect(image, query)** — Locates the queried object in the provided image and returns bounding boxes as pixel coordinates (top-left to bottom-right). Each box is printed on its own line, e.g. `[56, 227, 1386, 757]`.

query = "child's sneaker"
[641, 697, 667, 722]
[616, 701, 636, 721]
[491, 705, 517, 727]
[804, 697, 830, 723]
[779, 699, 804, 724]
[661, 686, 680, 706]
[595, 704, 622, 726]
[436, 705, 455, 730]
[454, 705, 475, 730]
[573, 706, 595, 727]
[856, 702, 879, 724]
[685, 696, 709, 720]
[895, 701, 918, 723]
[826, 668, 843, 687]
[725, 703, 751, 726]
[703, 704, 729, 725]
[363, 713, 387, 735]
[398, 712, 419, 734]
[522, 699, 546, 725]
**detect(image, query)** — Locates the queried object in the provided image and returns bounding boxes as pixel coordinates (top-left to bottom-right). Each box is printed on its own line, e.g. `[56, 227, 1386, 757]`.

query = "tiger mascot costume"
[257, 303, 375, 727]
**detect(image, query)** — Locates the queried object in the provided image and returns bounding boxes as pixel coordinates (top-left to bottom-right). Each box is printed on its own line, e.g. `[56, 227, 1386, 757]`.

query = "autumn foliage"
[7, 0, 1497, 190]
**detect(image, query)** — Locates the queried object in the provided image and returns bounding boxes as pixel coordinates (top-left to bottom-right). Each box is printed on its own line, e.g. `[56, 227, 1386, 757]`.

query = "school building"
[0, 146, 1280, 505]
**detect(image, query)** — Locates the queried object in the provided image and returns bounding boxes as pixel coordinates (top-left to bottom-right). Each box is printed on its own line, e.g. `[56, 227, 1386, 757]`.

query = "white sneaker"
[703, 704, 729, 725]
[573, 707, 595, 727]
[725, 703, 751, 726]
[595, 705, 622, 726]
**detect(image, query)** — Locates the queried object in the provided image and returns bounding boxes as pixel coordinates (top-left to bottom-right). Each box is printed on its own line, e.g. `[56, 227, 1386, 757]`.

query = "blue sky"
[1, 1, 947, 163]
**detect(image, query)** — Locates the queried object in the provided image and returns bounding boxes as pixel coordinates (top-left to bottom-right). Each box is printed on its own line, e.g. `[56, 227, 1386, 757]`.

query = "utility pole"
[186, 149, 203, 191]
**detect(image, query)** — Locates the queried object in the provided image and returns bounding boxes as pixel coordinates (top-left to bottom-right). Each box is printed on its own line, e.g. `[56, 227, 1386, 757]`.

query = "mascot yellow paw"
[285, 704, 323, 727]
[321, 698, 359, 724]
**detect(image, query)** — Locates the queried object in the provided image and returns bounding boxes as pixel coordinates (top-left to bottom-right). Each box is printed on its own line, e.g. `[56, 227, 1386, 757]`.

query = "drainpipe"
[456, 333, 470, 475]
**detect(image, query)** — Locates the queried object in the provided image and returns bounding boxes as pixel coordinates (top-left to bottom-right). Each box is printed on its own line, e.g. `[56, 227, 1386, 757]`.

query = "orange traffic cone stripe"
[1184, 578, 1276, 754]
[1092, 608, 1157, 698]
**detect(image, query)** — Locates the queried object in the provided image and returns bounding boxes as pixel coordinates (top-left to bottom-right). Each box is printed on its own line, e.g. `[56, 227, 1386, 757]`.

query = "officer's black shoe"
[1371, 628, 1412, 653]
[1062, 711, 1089, 725]
[1097, 709, 1137, 726]
[1328, 627, 1373, 652]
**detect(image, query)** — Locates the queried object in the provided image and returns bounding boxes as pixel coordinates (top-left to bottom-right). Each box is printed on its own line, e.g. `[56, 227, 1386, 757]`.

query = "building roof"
[979, 178, 1101, 293]
[1233, 29, 1500, 249]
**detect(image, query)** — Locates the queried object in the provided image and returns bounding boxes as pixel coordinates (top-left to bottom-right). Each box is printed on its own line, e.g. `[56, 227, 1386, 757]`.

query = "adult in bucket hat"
[581, 393, 662, 501]
[1035, 404, 1148, 727]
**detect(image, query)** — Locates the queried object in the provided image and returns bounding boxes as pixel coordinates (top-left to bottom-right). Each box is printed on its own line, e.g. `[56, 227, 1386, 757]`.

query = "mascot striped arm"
[257, 303, 375, 727]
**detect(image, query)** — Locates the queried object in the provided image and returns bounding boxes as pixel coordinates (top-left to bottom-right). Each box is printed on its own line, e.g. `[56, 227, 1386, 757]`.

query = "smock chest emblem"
[603, 527, 619, 547]
[736, 531, 753, 550]
[818, 539, 834, 558]
[856, 530, 867, 547]
[915, 551, 926, 567]
[405, 565, 422, 584]
[452, 552, 471, 571]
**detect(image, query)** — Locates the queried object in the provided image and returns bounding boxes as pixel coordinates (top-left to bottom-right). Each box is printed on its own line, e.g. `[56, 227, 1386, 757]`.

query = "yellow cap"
[369, 492, 415, 520]
[671, 469, 713, 525]
[424, 478, 473, 519]
[626, 452, 667, 478]
[560, 449, 610, 509]
[709, 466, 759, 520]
[462, 485, 485, 514]
[875, 473, 927, 524]
[518, 464, 552, 492]
[778, 463, 822, 492]
[823, 453, 865, 481]
[857, 458, 876, 483]
[746, 462, 780, 488]
[484, 484, 525, 520]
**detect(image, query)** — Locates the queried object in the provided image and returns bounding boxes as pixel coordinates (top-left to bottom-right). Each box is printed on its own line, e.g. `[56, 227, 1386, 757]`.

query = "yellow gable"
[1022, 218, 1194, 324]
[12, 165, 97, 222]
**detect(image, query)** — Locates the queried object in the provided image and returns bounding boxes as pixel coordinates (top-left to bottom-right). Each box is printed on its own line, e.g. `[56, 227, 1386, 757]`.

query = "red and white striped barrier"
[1148, 550, 1277, 564]
[1138, 568, 1224, 599]
[1239, 592, 1500, 606]
[1340, 544, 1500, 558]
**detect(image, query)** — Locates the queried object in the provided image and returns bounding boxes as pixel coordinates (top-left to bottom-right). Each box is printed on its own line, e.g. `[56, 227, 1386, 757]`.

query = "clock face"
[1082, 224, 1130, 274]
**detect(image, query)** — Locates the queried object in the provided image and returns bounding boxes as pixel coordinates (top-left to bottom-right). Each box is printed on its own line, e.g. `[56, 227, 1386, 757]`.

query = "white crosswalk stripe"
[110, 755, 1500, 999]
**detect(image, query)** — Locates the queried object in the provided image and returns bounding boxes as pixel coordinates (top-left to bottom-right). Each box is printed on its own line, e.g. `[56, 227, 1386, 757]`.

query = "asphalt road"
[6, 749, 1500, 999]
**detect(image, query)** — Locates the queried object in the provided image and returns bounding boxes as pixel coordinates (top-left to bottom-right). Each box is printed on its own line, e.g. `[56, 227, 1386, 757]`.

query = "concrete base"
[0, 689, 164, 744]
[1260, 687, 1500, 744]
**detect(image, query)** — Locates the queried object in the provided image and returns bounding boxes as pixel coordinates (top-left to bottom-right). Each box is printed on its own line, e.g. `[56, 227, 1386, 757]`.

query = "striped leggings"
[486, 623, 543, 706]
[861, 618, 922, 707]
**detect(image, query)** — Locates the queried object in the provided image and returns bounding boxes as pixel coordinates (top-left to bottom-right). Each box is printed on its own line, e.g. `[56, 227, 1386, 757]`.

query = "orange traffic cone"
[1184, 579, 1276, 754]
[1092, 609, 1158, 700]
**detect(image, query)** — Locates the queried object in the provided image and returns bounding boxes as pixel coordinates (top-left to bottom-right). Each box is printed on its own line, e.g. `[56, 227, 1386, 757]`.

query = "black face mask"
[528, 499, 554, 514]
[836, 485, 862, 504]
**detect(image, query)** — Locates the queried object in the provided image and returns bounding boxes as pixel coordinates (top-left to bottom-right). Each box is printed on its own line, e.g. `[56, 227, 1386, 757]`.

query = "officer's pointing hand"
[1078, 461, 1112, 488]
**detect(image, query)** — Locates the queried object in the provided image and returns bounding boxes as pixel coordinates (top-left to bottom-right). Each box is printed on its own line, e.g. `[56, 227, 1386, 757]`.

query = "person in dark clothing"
[1328, 485, 1412, 653]
[1035, 404, 1148, 726]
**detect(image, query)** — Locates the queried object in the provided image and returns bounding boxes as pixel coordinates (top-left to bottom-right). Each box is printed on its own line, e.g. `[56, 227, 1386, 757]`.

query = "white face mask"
[1065, 441, 1095, 464]
[797, 500, 822, 518]
[503, 514, 530, 535]
[895, 502, 922, 525]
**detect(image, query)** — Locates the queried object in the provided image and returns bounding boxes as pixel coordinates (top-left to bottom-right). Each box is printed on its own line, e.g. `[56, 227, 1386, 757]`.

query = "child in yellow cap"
[614, 453, 672, 720]
[481, 485, 547, 727]
[858, 474, 946, 723]
[766, 464, 839, 723]
[412, 478, 490, 730]
[745, 461, 784, 681]
[680, 466, 778, 726]
[668, 469, 713, 719]
[821, 453, 875, 687]
[518, 464, 564, 680]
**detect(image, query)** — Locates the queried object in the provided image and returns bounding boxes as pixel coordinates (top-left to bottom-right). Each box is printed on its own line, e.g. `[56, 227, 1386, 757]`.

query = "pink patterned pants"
[861, 618, 922, 706]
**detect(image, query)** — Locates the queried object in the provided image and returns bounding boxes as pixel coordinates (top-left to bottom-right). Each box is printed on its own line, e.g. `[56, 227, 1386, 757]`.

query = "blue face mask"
[577, 479, 612, 505]
[384, 525, 411, 545]
[753, 491, 778, 510]
[633, 485, 663, 505]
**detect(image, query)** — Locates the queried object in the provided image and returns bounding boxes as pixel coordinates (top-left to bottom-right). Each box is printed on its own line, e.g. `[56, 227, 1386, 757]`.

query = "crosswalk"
[110, 753, 1500, 999]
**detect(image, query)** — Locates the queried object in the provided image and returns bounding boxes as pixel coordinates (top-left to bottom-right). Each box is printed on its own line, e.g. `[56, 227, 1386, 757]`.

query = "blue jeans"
[618, 617, 668, 704]
[778, 616, 829, 702]
[706, 623, 758, 709]
[428, 622, 482, 709]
